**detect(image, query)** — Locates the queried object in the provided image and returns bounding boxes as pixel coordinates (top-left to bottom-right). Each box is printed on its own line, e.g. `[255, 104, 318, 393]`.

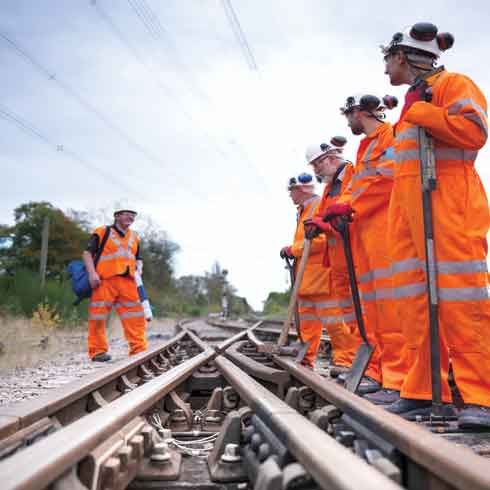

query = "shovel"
[277, 238, 311, 347]
[257, 240, 311, 361]
[284, 255, 303, 343]
[335, 218, 375, 393]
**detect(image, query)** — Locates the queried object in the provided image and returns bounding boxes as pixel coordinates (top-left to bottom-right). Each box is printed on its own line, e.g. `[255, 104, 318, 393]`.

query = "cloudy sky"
[1, 1, 490, 309]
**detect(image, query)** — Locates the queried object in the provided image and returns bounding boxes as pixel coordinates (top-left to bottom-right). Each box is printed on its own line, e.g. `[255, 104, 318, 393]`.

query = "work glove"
[399, 80, 432, 122]
[280, 246, 294, 259]
[304, 217, 333, 238]
[323, 202, 354, 231]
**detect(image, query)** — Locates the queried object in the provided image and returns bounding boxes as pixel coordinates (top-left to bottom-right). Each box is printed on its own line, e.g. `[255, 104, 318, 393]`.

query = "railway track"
[0, 318, 488, 490]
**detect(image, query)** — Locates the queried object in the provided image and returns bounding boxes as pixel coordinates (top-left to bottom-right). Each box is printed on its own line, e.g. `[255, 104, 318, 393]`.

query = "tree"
[139, 228, 180, 289]
[4, 201, 89, 276]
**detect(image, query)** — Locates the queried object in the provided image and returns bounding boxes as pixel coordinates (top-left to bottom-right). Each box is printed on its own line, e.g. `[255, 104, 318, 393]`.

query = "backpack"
[66, 226, 111, 305]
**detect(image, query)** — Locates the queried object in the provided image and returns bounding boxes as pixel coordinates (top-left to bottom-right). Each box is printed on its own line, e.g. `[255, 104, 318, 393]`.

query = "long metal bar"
[419, 126, 442, 414]
[0, 348, 214, 490]
[214, 355, 401, 490]
[275, 357, 490, 490]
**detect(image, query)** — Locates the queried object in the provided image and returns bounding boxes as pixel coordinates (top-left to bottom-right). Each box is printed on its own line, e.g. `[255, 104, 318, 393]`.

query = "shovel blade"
[344, 343, 375, 393]
[285, 341, 310, 363]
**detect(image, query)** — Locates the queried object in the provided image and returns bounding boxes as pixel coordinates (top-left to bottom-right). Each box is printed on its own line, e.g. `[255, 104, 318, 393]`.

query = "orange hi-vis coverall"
[314, 164, 361, 371]
[291, 195, 352, 367]
[338, 123, 408, 390]
[88, 227, 148, 359]
[390, 68, 490, 406]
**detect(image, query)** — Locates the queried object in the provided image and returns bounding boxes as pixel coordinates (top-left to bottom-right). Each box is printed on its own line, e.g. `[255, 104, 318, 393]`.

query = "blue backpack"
[66, 226, 111, 305]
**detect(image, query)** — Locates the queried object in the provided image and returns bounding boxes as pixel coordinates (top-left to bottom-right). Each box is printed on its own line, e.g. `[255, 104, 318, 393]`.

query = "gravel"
[0, 318, 177, 408]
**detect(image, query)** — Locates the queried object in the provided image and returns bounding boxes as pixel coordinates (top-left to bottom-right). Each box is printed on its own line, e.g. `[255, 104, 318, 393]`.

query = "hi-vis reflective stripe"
[360, 258, 487, 285]
[89, 312, 110, 320]
[328, 237, 336, 246]
[448, 98, 488, 119]
[115, 301, 141, 309]
[439, 287, 490, 301]
[298, 312, 344, 324]
[359, 258, 424, 283]
[99, 231, 137, 262]
[362, 139, 377, 164]
[99, 250, 135, 262]
[463, 113, 488, 138]
[396, 127, 418, 141]
[351, 167, 394, 183]
[89, 301, 113, 308]
[394, 147, 478, 164]
[437, 260, 488, 274]
[352, 187, 366, 199]
[361, 282, 427, 302]
[119, 310, 145, 319]
[361, 283, 490, 302]
[298, 299, 338, 309]
[298, 298, 353, 309]
[343, 312, 356, 323]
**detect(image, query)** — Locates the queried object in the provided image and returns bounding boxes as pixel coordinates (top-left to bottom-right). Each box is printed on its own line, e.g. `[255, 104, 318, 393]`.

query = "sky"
[1, 1, 490, 309]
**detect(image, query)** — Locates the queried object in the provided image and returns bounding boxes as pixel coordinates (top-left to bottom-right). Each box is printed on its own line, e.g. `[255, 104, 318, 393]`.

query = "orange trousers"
[349, 182, 409, 391]
[389, 167, 490, 406]
[328, 233, 382, 381]
[298, 293, 357, 368]
[88, 275, 148, 359]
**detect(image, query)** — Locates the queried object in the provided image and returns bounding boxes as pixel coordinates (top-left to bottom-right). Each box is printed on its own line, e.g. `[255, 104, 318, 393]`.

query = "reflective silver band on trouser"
[328, 237, 336, 246]
[88, 313, 110, 320]
[118, 310, 145, 319]
[115, 301, 141, 308]
[89, 301, 113, 308]
[298, 299, 339, 309]
[359, 259, 488, 284]
[360, 283, 490, 302]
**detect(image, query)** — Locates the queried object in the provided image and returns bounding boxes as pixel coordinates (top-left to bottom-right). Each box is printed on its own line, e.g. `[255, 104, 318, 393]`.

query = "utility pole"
[39, 216, 49, 288]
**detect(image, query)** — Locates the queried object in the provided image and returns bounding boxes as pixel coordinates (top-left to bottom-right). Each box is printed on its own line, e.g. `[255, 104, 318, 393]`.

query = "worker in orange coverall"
[379, 22, 490, 427]
[305, 139, 382, 394]
[281, 172, 354, 369]
[83, 208, 148, 362]
[320, 94, 409, 405]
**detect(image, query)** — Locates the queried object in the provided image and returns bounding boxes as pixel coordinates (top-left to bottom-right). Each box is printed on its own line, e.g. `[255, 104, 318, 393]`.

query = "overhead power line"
[221, 0, 259, 74]
[0, 31, 174, 180]
[0, 103, 144, 198]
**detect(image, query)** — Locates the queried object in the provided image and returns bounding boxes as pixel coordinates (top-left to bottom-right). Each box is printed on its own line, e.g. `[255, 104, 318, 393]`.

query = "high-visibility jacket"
[94, 227, 139, 279]
[290, 195, 329, 296]
[311, 163, 368, 373]
[390, 68, 490, 405]
[338, 123, 408, 390]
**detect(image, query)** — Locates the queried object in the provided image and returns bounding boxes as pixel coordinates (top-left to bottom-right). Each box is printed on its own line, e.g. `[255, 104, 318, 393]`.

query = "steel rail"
[183, 320, 263, 354]
[0, 348, 215, 490]
[275, 357, 490, 490]
[207, 318, 330, 342]
[0, 329, 189, 440]
[214, 355, 402, 490]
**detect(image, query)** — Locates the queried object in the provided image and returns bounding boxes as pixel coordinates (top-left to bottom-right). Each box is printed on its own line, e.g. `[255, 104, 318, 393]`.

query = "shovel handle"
[337, 219, 370, 346]
[278, 239, 311, 346]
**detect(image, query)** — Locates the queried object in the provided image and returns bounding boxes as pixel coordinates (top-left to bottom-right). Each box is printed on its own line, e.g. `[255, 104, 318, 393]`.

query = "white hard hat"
[114, 208, 138, 216]
[381, 22, 454, 59]
[305, 136, 347, 165]
[287, 172, 315, 191]
[340, 94, 398, 117]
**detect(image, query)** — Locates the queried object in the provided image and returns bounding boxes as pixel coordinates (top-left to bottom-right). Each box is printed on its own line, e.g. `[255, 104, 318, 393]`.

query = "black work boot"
[384, 398, 432, 417]
[364, 389, 400, 406]
[329, 365, 351, 378]
[92, 352, 111, 362]
[458, 405, 490, 430]
[357, 376, 382, 395]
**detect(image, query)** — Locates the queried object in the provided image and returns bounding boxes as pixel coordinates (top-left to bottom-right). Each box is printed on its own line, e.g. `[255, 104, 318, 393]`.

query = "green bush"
[0, 269, 87, 325]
